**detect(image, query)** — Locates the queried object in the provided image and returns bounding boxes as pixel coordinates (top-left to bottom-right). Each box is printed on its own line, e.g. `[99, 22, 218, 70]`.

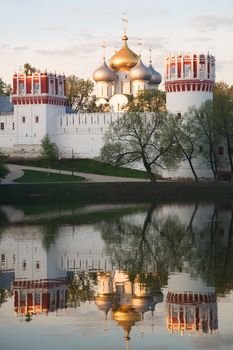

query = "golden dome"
[109, 34, 139, 72]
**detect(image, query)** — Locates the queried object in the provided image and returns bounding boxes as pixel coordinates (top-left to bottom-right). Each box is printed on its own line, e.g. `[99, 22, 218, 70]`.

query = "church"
[0, 21, 219, 178]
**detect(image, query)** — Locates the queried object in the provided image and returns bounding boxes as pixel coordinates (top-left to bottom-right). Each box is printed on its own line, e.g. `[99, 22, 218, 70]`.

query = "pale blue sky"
[1, 0, 233, 86]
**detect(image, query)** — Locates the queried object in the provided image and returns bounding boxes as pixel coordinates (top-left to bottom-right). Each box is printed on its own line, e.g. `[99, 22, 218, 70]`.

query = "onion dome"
[129, 58, 152, 81]
[93, 60, 117, 82]
[109, 34, 139, 72]
[148, 63, 162, 84]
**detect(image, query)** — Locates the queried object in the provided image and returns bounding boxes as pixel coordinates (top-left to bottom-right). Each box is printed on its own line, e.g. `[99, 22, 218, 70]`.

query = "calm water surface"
[0, 202, 232, 350]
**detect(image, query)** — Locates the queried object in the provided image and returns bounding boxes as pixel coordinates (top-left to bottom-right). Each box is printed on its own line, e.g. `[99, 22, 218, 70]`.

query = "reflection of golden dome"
[109, 34, 139, 72]
[112, 306, 141, 340]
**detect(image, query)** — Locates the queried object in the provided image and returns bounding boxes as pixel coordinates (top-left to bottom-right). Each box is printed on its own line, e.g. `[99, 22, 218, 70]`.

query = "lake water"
[0, 202, 232, 350]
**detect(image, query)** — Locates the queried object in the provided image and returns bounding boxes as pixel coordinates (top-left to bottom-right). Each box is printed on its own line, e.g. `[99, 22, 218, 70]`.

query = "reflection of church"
[166, 273, 218, 335]
[95, 271, 163, 347]
[93, 16, 161, 112]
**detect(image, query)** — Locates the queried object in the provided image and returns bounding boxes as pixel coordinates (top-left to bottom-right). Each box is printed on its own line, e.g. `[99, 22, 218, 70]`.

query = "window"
[184, 63, 191, 78]
[36, 261, 40, 270]
[12, 122, 15, 130]
[22, 260, 26, 270]
[218, 147, 224, 155]
[22, 116, 25, 123]
[170, 64, 176, 78]
[19, 82, 25, 94]
[0, 122, 4, 130]
[35, 293, 40, 305]
[33, 82, 39, 94]
[1, 253, 5, 264]
[177, 113, 181, 119]
[35, 116, 39, 123]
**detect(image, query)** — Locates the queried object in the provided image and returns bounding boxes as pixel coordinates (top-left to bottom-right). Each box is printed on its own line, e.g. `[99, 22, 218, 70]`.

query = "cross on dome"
[149, 46, 152, 64]
[122, 13, 128, 34]
[102, 41, 106, 61]
[138, 38, 142, 57]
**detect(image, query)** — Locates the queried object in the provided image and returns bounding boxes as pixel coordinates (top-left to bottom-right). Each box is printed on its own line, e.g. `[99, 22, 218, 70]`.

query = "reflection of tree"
[68, 272, 97, 307]
[0, 289, 7, 306]
[97, 205, 197, 287]
[41, 223, 59, 251]
[97, 202, 233, 295]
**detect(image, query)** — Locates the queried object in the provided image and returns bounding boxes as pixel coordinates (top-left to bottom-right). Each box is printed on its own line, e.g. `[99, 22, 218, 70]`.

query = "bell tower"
[12, 71, 66, 145]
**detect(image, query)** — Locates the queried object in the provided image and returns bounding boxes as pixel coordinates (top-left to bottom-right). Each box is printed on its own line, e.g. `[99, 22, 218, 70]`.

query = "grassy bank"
[9, 158, 148, 179]
[15, 169, 85, 183]
[1, 181, 233, 205]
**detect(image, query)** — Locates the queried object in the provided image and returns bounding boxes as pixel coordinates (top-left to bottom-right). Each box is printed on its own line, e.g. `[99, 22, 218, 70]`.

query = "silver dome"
[129, 59, 152, 81]
[148, 64, 162, 85]
[93, 60, 117, 82]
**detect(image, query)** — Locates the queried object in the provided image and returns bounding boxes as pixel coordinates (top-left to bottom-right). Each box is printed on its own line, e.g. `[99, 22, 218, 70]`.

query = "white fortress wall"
[51, 112, 123, 158]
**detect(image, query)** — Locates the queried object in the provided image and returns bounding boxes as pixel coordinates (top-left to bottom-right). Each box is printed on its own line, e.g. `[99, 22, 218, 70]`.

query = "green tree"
[214, 82, 233, 179]
[24, 63, 37, 75]
[190, 101, 219, 180]
[100, 111, 174, 182]
[124, 89, 166, 113]
[165, 114, 200, 181]
[0, 150, 9, 182]
[40, 135, 58, 174]
[85, 96, 111, 113]
[66, 75, 94, 112]
[0, 77, 11, 96]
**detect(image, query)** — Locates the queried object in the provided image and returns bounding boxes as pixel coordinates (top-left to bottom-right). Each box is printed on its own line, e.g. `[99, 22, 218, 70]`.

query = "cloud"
[191, 334, 233, 349]
[190, 15, 233, 32]
[185, 36, 212, 43]
[42, 25, 69, 32]
[13, 46, 29, 52]
[36, 43, 98, 58]
[217, 59, 233, 70]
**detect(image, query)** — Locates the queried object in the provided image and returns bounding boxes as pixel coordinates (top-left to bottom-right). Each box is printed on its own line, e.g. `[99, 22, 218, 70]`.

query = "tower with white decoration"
[165, 53, 215, 115]
[164, 53, 216, 178]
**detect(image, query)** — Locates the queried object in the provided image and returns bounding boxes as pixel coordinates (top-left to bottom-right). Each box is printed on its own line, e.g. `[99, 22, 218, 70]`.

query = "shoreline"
[1, 181, 233, 204]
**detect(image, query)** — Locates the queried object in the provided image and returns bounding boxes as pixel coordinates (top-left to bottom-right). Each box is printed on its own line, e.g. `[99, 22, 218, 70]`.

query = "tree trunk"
[142, 156, 157, 182]
[187, 157, 198, 182]
[226, 137, 233, 180]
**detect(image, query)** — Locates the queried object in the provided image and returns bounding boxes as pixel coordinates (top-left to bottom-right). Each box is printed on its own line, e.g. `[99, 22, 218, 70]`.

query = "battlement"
[12, 71, 67, 106]
[164, 53, 215, 93]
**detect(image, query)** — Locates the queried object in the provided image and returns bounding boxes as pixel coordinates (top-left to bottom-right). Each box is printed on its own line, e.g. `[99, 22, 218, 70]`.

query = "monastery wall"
[0, 112, 123, 159]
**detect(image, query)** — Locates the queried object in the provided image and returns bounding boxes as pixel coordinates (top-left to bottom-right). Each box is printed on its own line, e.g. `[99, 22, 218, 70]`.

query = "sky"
[1, 0, 233, 87]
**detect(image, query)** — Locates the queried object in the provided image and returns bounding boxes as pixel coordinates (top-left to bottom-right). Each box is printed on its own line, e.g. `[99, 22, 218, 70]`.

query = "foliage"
[0, 77, 11, 96]
[24, 63, 37, 75]
[189, 101, 219, 179]
[164, 114, 200, 181]
[124, 89, 166, 113]
[40, 135, 58, 173]
[0, 150, 9, 182]
[86, 96, 111, 112]
[66, 75, 94, 112]
[214, 82, 233, 179]
[100, 111, 174, 182]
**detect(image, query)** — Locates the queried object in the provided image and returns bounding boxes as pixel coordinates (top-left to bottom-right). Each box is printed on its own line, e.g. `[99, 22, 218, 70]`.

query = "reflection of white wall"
[168, 273, 215, 294]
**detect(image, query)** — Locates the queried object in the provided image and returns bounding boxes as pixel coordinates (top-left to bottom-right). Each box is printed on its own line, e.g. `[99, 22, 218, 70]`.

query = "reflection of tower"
[13, 235, 68, 319]
[14, 277, 68, 317]
[166, 273, 218, 335]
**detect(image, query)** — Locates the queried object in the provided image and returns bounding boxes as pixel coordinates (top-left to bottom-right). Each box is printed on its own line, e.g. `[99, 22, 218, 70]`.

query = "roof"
[0, 96, 14, 114]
